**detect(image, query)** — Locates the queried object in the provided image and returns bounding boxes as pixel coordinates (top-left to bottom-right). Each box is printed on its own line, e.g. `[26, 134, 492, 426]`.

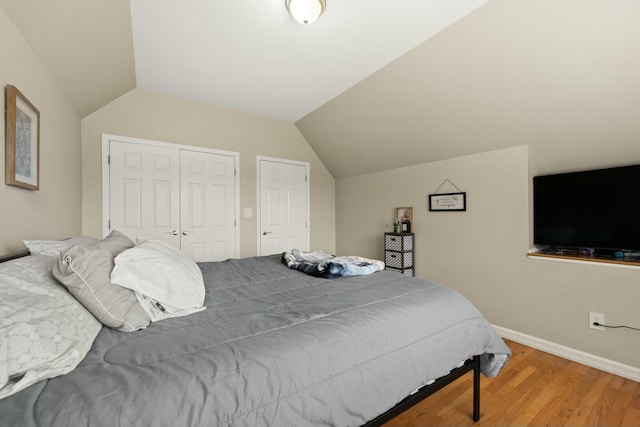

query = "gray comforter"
[0, 255, 510, 427]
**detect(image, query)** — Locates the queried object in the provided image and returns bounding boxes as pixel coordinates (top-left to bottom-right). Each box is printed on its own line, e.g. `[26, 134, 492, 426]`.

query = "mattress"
[0, 254, 510, 427]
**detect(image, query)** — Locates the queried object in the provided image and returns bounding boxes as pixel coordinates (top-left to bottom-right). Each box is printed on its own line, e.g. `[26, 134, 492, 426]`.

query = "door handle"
[182, 230, 194, 235]
[262, 231, 272, 235]
[166, 230, 179, 236]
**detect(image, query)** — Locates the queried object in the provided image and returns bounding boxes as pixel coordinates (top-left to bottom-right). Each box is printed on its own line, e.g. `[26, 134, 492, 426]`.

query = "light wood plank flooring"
[384, 339, 640, 427]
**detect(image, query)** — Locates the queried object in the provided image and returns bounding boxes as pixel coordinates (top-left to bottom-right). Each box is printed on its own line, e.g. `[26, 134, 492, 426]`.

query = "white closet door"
[259, 158, 309, 256]
[105, 135, 239, 261]
[180, 149, 237, 262]
[109, 140, 181, 248]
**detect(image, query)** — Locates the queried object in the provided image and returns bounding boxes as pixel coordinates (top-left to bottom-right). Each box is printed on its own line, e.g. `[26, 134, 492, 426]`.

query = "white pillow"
[0, 255, 101, 399]
[111, 239, 205, 321]
[23, 235, 98, 257]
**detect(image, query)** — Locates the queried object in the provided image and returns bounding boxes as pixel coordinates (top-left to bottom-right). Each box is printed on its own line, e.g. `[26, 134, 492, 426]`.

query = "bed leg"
[473, 355, 481, 422]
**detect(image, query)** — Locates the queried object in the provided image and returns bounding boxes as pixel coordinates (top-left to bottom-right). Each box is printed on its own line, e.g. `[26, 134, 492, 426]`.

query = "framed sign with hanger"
[429, 192, 466, 211]
[429, 179, 466, 211]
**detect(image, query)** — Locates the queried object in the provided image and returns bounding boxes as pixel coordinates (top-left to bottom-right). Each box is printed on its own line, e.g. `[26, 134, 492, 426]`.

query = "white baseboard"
[493, 325, 640, 383]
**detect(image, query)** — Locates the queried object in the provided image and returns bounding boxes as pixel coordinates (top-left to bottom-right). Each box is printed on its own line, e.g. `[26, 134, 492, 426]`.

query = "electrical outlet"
[589, 312, 605, 331]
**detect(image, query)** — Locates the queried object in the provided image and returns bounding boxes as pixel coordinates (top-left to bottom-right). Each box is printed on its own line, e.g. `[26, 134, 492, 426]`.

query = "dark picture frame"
[429, 192, 466, 211]
[5, 85, 40, 190]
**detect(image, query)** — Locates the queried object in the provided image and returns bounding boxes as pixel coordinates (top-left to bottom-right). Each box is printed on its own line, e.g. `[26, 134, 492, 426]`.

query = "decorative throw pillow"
[0, 255, 101, 399]
[53, 231, 150, 332]
[111, 238, 205, 321]
[23, 235, 98, 257]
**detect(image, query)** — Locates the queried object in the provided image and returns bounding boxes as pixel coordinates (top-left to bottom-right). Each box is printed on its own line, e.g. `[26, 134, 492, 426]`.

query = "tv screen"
[533, 164, 640, 252]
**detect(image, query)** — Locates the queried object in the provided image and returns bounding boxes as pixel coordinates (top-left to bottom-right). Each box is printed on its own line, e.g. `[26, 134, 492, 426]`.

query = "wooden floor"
[384, 339, 640, 427]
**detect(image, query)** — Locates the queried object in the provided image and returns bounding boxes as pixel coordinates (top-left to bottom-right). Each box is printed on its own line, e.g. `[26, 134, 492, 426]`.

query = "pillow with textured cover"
[53, 231, 150, 332]
[23, 235, 98, 257]
[0, 255, 102, 399]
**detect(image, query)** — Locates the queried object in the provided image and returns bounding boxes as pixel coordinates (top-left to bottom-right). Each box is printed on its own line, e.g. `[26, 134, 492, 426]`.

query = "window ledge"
[528, 251, 640, 269]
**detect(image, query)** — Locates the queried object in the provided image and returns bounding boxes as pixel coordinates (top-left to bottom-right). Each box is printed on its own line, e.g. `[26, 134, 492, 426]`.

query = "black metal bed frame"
[363, 356, 481, 426]
[0, 250, 30, 263]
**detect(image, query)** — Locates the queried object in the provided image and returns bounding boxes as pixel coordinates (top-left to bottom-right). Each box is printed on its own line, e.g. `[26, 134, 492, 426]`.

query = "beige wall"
[336, 145, 640, 369]
[81, 88, 335, 257]
[0, 6, 81, 256]
[303, 0, 640, 373]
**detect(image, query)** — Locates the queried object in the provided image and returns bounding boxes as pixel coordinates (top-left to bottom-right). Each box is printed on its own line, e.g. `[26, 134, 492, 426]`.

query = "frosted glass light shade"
[285, 0, 326, 25]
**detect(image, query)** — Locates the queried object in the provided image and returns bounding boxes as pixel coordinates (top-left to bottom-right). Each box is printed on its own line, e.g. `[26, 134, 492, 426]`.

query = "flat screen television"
[533, 164, 640, 253]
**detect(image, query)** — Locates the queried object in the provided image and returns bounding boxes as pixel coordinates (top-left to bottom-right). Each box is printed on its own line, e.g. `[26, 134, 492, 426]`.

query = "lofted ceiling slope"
[0, 0, 136, 118]
[297, 0, 640, 178]
[0, 0, 487, 121]
[4, 1, 638, 180]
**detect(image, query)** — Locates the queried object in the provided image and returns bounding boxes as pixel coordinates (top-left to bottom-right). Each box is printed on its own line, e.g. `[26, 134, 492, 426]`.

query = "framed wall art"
[5, 85, 40, 190]
[429, 192, 466, 211]
[396, 206, 413, 224]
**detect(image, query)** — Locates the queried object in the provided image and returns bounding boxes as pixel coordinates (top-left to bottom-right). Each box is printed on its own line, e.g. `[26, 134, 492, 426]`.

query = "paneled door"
[258, 157, 309, 256]
[108, 140, 181, 248]
[105, 135, 238, 262]
[180, 149, 236, 262]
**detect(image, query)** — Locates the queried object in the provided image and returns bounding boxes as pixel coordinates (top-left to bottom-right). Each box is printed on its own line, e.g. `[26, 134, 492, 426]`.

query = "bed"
[0, 234, 510, 427]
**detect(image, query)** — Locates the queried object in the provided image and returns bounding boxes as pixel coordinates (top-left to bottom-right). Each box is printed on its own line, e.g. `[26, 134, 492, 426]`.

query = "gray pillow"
[53, 231, 150, 332]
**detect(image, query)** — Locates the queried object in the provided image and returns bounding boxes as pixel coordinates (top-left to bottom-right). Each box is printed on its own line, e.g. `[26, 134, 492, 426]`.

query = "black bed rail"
[0, 250, 30, 264]
[362, 355, 481, 426]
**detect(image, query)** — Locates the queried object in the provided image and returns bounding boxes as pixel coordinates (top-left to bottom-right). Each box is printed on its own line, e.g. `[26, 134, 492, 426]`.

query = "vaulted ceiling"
[2, 0, 639, 179]
[0, 0, 487, 122]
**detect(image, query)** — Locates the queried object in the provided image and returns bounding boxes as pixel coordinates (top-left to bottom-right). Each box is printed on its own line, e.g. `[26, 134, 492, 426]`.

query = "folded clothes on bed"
[282, 249, 385, 278]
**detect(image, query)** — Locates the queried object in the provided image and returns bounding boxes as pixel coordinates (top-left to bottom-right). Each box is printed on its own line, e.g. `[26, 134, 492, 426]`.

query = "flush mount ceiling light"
[285, 0, 326, 25]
